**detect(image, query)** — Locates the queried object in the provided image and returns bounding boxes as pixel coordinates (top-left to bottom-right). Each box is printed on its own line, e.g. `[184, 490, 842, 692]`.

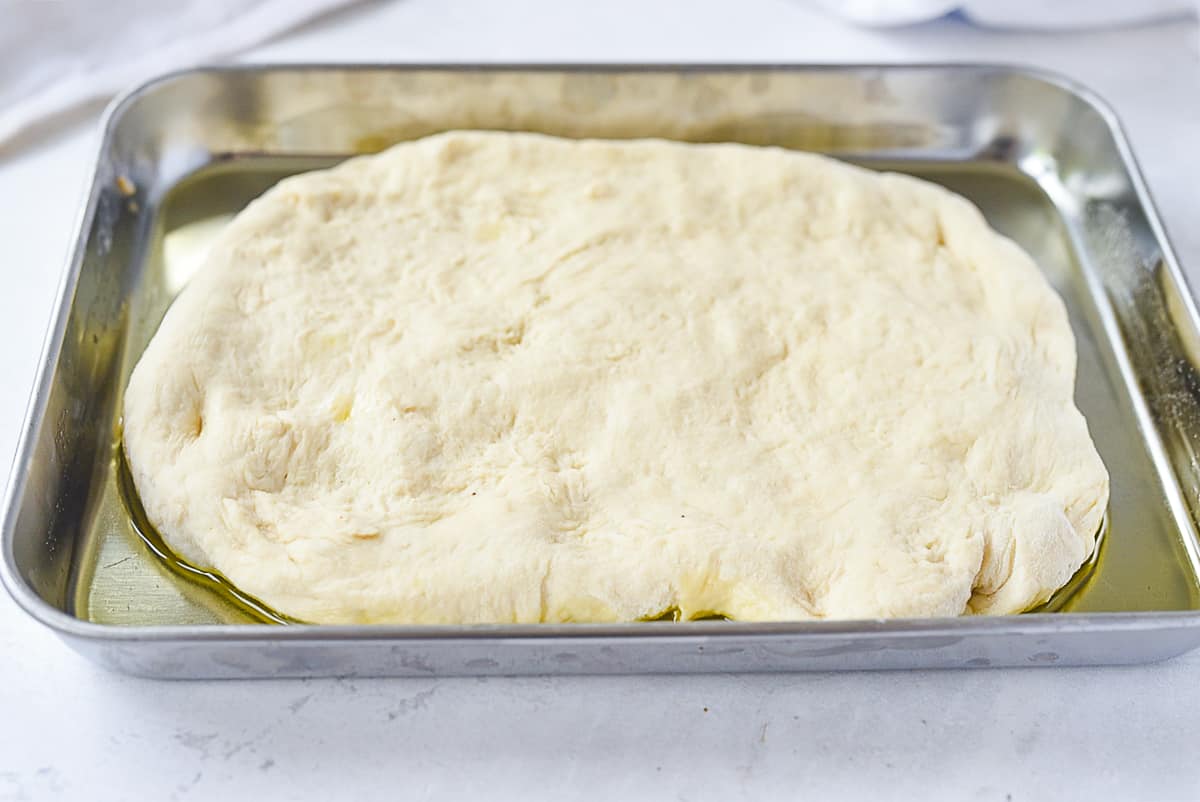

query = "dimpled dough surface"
[123, 131, 1109, 624]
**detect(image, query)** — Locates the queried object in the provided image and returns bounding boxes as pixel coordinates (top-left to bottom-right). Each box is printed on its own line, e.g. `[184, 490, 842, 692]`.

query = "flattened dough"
[123, 131, 1109, 624]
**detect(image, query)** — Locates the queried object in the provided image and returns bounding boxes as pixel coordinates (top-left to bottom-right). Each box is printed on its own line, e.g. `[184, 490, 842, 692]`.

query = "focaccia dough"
[123, 131, 1109, 624]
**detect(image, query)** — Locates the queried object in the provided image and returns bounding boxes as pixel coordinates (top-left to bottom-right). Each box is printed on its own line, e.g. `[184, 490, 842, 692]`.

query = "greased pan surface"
[4, 65, 1200, 677]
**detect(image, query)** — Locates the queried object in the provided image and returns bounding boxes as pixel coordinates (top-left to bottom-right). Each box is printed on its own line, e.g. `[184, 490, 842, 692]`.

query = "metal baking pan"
[5, 64, 1200, 678]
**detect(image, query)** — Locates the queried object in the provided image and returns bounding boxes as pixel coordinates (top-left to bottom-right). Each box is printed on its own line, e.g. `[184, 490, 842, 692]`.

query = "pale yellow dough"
[123, 131, 1109, 624]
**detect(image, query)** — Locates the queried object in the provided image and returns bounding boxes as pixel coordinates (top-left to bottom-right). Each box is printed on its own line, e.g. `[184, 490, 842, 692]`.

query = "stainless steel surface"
[4, 64, 1200, 678]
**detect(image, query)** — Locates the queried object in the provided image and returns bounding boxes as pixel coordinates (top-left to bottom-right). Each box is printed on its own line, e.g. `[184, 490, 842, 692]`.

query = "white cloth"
[0, 0, 357, 148]
[813, 0, 1197, 28]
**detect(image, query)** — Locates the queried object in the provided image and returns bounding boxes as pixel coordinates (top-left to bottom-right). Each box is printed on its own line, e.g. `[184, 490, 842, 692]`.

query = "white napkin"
[812, 0, 1197, 28]
[0, 0, 358, 149]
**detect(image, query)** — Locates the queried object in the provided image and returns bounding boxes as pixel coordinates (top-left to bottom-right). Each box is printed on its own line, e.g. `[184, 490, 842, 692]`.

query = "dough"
[123, 131, 1109, 624]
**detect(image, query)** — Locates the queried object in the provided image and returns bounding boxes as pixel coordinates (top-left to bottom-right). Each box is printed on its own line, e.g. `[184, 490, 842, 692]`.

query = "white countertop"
[2, 2, 1200, 800]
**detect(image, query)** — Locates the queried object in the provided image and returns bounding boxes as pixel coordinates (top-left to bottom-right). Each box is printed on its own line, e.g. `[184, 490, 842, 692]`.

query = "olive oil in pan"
[115, 443, 298, 625]
[640, 607, 728, 622]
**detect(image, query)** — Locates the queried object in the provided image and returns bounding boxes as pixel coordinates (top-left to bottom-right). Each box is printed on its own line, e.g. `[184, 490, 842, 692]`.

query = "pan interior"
[69, 155, 1200, 626]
